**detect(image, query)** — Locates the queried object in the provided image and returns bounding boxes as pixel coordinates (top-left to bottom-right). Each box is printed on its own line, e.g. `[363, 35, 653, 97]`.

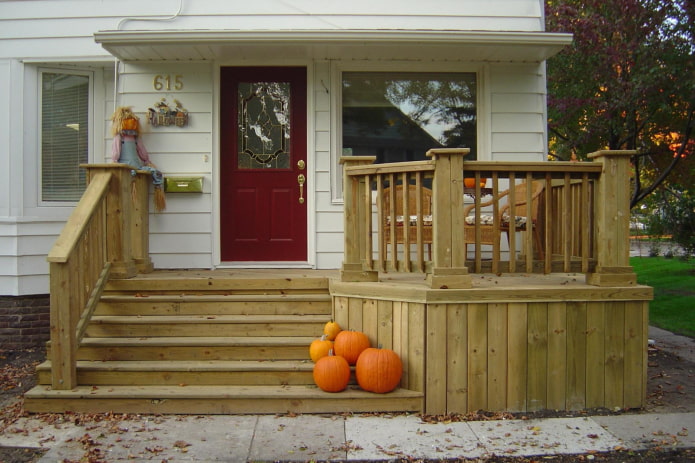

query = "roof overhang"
[94, 29, 573, 63]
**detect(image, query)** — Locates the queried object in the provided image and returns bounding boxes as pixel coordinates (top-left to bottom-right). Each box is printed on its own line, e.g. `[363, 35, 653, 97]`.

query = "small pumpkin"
[356, 347, 403, 393]
[122, 117, 139, 131]
[309, 334, 333, 363]
[323, 320, 342, 341]
[313, 349, 351, 392]
[333, 330, 370, 365]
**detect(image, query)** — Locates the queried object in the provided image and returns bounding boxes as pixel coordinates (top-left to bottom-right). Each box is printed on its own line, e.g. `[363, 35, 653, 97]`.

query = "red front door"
[220, 67, 307, 262]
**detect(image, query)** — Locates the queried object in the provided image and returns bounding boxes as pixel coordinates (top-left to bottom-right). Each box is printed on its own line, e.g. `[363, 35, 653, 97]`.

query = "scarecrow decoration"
[110, 107, 166, 212]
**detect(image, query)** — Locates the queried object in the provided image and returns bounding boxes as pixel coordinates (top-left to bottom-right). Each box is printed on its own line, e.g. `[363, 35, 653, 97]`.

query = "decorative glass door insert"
[238, 82, 290, 169]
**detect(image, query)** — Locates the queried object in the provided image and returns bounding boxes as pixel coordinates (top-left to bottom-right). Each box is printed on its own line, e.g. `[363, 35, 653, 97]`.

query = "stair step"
[104, 275, 330, 294]
[76, 336, 315, 361]
[36, 359, 316, 386]
[24, 384, 423, 415]
[85, 315, 328, 337]
[97, 294, 332, 316]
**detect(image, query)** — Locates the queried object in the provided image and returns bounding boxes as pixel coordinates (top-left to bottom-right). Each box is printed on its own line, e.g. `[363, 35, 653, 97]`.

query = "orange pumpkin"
[313, 350, 351, 392]
[464, 177, 487, 188]
[333, 330, 370, 365]
[309, 334, 333, 363]
[122, 117, 139, 131]
[356, 347, 403, 393]
[323, 320, 342, 341]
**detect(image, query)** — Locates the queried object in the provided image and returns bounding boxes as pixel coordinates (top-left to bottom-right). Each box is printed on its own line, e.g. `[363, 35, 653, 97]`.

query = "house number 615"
[153, 74, 183, 91]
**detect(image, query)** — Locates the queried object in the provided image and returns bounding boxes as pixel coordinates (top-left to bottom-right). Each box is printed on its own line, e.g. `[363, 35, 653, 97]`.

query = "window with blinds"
[40, 71, 90, 202]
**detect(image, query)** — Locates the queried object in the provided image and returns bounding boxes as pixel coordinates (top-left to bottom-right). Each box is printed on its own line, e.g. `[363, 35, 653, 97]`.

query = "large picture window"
[342, 72, 477, 163]
[40, 70, 90, 202]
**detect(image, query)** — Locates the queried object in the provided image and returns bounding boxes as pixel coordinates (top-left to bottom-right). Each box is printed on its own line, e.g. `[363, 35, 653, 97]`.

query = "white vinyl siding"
[0, 0, 553, 294]
[114, 61, 214, 270]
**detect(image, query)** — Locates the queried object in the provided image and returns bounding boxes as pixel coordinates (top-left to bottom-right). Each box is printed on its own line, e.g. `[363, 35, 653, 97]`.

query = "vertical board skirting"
[624, 301, 645, 408]
[487, 303, 508, 411]
[547, 302, 568, 410]
[507, 302, 528, 411]
[586, 302, 606, 408]
[527, 302, 548, 411]
[362, 299, 378, 347]
[408, 303, 426, 395]
[331, 290, 649, 414]
[447, 304, 468, 413]
[426, 303, 448, 413]
[468, 304, 488, 411]
[604, 301, 626, 408]
[566, 301, 587, 410]
[377, 300, 393, 350]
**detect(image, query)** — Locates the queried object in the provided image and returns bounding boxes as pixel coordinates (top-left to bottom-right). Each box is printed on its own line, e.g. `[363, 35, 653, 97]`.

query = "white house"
[0, 0, 572, 299]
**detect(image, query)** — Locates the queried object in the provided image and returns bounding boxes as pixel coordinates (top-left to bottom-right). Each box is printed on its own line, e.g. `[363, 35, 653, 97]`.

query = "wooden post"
[340, 156, 378, 282]
[132, 172, 154, 273]
[49, 261, 77, 389]
[84, 164, 139, 279]
[426, 148, 472, 289]
[586, 150, 637, 286]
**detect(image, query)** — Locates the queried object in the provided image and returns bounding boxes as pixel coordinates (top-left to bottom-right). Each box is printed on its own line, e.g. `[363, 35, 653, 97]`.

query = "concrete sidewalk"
[1, 410, 694, 461]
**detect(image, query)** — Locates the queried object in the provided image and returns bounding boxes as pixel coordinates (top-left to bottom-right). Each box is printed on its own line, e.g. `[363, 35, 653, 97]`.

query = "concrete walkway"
[1, 410, 693, 462]
[1, 326, 693, 462]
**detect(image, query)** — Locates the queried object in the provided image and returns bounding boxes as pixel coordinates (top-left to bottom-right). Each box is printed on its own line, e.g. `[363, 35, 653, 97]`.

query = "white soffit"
[94, 29, 573, 62]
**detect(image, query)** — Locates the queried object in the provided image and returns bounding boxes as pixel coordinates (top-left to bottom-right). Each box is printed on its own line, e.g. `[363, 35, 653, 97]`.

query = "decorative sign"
[147, 97, 189, 127]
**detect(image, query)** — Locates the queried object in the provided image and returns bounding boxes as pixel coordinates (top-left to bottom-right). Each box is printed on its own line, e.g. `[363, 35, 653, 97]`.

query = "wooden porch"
[25, 151, 653, 415]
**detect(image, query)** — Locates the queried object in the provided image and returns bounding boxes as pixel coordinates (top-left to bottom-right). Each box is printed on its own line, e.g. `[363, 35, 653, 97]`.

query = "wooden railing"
[47, 164, 153, 389]
[341, 149, 637, 289]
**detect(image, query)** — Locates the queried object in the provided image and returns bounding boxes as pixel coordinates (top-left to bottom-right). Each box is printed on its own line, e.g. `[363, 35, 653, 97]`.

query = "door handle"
[297, 174, 306, 204]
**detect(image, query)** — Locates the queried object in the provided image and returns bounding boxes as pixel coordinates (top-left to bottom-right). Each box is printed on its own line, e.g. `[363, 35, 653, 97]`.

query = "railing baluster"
[563, 172, 572, 272]
[415, 172, 425, 272]
[544, 172, 552, 273]
[388, 173, 397, 271]
[402, 172, 411, 272]
[508, 172, 517, 273]
[364, 173, 373, 270]
[377, 175, 386, 272]
[581, 173, 591, 273]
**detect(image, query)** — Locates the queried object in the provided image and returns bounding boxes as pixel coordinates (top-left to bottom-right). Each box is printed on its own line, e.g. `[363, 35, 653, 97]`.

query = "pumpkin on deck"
[313, 350, 351, 392]
[309, 335, 333, 363]
[323, 320, 341, 341]
[333, 330, 370, 365]
[356, 347, 403, 393]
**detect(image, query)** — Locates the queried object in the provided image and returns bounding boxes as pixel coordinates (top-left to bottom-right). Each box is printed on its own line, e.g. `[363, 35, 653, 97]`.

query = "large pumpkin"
[355, 347, 403, 393]
[309, 335, 333, 363]
[323, 320, 342, 341]
[333, 330, 370, 365]
[313, 350, 351, 392]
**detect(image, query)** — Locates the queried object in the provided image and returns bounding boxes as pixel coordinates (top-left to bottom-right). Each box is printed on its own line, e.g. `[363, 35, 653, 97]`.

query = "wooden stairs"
[25, 272, 423, 414]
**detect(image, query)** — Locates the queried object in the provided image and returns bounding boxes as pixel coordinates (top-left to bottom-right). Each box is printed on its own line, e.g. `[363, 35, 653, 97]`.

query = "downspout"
[111, 0, 184, 112]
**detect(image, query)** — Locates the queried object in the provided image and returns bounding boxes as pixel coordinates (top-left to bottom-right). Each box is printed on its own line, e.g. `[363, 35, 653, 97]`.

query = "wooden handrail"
[48, 164, 154, 389]
[47, 172, 111, 263]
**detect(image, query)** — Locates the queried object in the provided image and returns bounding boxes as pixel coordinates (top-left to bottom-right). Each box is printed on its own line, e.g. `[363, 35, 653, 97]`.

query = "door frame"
[213, 62, 315, 268]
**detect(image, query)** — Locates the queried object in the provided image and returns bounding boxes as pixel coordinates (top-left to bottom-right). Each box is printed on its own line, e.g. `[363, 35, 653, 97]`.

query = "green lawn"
[630, 256, 695, 338]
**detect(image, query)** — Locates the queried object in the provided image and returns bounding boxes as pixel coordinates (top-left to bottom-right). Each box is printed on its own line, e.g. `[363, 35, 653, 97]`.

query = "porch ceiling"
[94, 29, 573, 63]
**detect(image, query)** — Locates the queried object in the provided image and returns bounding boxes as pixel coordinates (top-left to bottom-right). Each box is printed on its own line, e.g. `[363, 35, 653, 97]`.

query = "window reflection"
[342, 72, 477, 163]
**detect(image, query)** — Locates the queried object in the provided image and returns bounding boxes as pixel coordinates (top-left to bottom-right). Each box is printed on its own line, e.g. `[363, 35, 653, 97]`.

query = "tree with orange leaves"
[545, 0, 694, 208]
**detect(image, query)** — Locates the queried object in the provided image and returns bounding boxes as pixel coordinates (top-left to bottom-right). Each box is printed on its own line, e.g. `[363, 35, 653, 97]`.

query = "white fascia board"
[94, 29, 573, 62]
